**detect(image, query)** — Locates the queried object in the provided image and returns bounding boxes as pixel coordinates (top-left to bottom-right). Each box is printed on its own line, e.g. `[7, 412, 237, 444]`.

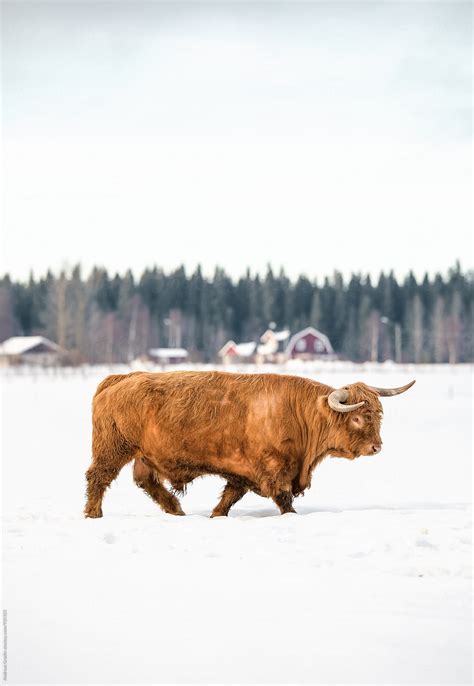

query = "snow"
[2, 363, 472, 684]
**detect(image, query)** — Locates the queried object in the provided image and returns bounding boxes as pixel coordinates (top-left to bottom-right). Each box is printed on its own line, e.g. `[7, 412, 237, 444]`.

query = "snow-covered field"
[2, 363, 472, 685]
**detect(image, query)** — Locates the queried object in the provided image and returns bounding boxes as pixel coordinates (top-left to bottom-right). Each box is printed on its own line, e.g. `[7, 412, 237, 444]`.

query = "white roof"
[218, 340, 256, 357]
[235, 341, 256, 357]
[0, 336, 61, 356]
[260, 329, 290, 343]
[148, 348, 188, 358]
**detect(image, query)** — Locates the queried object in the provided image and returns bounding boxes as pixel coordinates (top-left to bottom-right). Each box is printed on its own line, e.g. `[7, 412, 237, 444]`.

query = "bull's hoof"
[210, 511, 227, 518]
[167, 508, 185, 516]
[84, 510, 103, 519]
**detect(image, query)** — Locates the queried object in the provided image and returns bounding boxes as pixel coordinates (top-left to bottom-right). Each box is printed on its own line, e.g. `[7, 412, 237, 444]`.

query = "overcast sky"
[2, 0, 472, 282]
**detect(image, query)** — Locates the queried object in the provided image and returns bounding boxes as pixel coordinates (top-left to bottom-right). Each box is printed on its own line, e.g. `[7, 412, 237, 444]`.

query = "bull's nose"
[372, 444, 382, 454]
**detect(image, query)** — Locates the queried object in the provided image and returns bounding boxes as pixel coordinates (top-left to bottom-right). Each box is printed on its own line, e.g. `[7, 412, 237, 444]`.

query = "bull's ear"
[350, 414, 364, 427]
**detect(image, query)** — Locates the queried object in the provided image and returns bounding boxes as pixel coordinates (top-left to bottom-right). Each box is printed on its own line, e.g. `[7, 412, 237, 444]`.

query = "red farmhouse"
[285, 327, 334, 360]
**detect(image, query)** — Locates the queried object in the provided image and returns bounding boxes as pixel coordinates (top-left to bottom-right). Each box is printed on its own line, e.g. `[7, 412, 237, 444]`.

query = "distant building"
[218, 326, 334, 364]
[0, 336, 65, 366]
[218, 340, 257, 364]
[148, 347, 189, 365]
[256, 329, 291, 364]
[285, 327, 334, 360]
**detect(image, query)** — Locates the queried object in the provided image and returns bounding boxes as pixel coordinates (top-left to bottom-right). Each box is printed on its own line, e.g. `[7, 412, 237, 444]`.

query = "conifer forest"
[1, 263, 472, 364]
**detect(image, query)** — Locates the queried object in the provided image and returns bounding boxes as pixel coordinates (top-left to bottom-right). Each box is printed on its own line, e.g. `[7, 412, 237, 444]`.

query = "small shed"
[285, 327, 334, 360]
[0, 336, 65, 366]
[148, 348, 189, 365]
[218, 340, 256, 364]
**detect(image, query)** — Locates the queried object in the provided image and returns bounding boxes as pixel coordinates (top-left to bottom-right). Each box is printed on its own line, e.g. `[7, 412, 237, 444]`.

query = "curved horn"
[367, 380, 416, 397]
[327, 388, 365, 413]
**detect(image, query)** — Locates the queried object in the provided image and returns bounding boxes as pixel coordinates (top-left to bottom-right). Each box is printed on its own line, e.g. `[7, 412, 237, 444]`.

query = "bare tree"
[446, 291, 462, 364]
[410, 294, 424, 364]
[432, 295, 446, 363]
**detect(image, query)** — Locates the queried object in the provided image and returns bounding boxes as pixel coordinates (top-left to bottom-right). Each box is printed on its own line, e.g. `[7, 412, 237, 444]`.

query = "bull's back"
[143, 372, 300, 466]
[94, 370, 303, 458]
[94, 372, 141, 398]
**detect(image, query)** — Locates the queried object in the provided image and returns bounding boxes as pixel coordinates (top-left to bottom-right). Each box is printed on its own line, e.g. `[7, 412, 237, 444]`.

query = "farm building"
[285, 326, 334, 359]
[218, 340, 257, 364]
[0, 336, 65, 366]
[148, 348, 189, 365]
[218, 327, 334, 364]
[255, 329, 290, 364]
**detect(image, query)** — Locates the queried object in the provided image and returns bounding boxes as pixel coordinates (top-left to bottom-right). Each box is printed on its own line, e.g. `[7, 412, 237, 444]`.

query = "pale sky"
[2, 0, 472, 282]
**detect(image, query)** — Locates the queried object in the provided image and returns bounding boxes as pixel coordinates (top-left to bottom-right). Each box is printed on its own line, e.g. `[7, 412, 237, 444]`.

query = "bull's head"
[324, 380, 415, 460]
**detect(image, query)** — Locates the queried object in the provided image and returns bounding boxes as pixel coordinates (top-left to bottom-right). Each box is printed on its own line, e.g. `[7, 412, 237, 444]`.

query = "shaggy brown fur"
[84, 371, 386, 518]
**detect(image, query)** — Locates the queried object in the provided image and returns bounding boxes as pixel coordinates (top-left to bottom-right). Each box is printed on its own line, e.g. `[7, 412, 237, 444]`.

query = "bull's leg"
[273, 490, 296, 515]
[84, 420, 136, 518]
[257, 451, 299, 514]
[133, 458, 185, 516]
[210, 481, 247, 518]
[85, 454, 134, 518]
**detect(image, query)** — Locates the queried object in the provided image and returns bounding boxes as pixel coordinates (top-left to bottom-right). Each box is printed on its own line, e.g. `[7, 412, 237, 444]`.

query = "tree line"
[0, 263, 472, 364]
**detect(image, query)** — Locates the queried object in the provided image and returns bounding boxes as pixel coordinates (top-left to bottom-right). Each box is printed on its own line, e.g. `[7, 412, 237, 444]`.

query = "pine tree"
[0, 276, 18, 340]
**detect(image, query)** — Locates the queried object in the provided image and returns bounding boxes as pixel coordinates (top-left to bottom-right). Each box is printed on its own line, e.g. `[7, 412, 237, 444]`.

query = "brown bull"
[84, 371, 415, 518]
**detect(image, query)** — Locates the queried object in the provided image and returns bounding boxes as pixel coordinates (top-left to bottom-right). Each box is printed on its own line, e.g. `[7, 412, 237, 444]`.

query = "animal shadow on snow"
[208, 502, 461, 518]
[193, 504, 386, 518]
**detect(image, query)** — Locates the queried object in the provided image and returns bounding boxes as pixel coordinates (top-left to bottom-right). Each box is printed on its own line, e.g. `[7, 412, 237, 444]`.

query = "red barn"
[285, 327, 334, 360]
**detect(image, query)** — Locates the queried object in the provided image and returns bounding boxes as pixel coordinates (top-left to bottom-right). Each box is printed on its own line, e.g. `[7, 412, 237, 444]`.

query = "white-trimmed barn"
[285, 327, 334, 360]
